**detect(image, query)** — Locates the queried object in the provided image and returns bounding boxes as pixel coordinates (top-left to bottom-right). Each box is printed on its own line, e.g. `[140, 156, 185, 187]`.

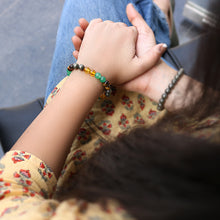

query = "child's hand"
[72, 18, 166, 85]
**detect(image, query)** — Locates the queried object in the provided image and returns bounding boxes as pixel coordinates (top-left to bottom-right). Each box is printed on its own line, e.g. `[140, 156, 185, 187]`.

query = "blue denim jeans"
[45, 0, 170, 102]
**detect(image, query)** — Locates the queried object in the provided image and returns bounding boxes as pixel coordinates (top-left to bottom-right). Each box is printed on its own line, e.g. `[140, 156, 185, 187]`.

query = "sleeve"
[0, 150, 58, 219]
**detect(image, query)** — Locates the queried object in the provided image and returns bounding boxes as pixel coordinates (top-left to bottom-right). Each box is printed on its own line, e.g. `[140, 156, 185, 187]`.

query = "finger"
[133, 43, 167, 73]
[128, 25, 138, 34]
[73, 50, 79, 59]
[74, 26, 85, 39]
[128, 25, 138, 45]
[72, 35, 82, 51]
[116, 22, 128, 27]
[78, 18, 89, 31]
[87, 18, 103, 30]
[103, 20, 114, 24]
[121, 75, 143, 93]
[126, 3, 152, 35]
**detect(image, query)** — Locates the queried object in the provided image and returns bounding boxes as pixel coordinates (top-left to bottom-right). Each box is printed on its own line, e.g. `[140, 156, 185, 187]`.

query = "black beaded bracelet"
[157, 68, 184, 111]
[67, 63, 114, 99]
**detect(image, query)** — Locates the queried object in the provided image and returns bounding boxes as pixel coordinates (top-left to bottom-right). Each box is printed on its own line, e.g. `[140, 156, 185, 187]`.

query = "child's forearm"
[11, 71, 103, 178]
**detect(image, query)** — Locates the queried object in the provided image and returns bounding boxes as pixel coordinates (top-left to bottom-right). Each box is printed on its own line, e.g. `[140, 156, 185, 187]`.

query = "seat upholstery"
[0, 98, 44, 153]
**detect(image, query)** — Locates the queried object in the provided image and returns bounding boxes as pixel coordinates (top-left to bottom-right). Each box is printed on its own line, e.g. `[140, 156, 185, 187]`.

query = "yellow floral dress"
[0, 76, 219, 219]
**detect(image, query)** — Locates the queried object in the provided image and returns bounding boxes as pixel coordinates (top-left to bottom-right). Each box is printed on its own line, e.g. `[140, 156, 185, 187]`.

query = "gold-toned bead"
[84, 67, 91, 74]
[90, 70, 96, 77]
[99, 93, 106, 99]
[103, 80, 110, 87]
[104, 86, 110, 90]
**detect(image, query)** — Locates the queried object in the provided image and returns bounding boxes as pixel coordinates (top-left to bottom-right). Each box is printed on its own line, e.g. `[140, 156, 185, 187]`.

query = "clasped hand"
[75, 4, 166, 86]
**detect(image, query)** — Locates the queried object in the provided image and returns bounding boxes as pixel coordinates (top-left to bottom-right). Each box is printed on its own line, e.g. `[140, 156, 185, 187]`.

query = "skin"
[73, 3, 203, 112]
[11, 3, 202, 178]
[11, 15, 166, 178]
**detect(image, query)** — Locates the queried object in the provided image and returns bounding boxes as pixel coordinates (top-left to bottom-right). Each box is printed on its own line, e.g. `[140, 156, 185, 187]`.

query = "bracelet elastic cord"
[67, 63, 113, 98]
[157, 68, 184, 111]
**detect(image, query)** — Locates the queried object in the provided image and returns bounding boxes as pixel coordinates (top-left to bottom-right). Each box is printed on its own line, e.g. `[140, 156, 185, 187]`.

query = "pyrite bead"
[168, 83, 174, 89]
[165, 88, 171, 94]
[159, 98, 165, 104]
[157, 106, 164, 111]
[79, 64, 85, 71]
[172, 79, 177, 84]
[73, 63, 79, 69]
[157, 68, 184, 111]
[162, 93, 167, 99]
[105, 89, 111, 97]
[68, 64, 74, 71]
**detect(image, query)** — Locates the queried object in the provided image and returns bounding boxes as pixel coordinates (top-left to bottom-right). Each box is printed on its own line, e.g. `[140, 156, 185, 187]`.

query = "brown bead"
[103, 80, 110, 87]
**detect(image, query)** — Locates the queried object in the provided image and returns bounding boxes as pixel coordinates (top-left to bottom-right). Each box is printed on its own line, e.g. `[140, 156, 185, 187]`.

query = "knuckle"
[144, 26, 153, 35]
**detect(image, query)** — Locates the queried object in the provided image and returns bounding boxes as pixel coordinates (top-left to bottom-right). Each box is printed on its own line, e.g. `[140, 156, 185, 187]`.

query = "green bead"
[100, 76, 106, 83]
[67, 69, 72, 76]
[95, 72, 101, 80]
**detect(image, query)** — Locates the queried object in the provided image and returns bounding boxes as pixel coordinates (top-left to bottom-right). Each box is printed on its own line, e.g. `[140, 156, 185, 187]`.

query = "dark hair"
[56, 2, 220, 219]
[57, 127, 220, 220]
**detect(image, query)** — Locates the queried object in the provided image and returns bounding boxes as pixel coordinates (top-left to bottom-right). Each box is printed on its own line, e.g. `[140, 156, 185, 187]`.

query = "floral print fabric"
[0, 76, 219, 219]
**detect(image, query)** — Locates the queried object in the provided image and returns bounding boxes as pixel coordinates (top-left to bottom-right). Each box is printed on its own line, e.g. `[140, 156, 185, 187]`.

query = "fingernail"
[158, 43, 167, 52]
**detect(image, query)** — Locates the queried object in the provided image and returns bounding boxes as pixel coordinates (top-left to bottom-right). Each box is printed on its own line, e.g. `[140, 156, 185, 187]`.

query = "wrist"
[68, 69, 103, 97]
[67, 63, 114, 98]
[146, 60, 203, 112]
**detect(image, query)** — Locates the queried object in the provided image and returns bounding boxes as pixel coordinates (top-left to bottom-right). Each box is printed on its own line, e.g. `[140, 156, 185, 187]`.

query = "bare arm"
[11, 72, 102, 177]
[11, 19, 164, 178]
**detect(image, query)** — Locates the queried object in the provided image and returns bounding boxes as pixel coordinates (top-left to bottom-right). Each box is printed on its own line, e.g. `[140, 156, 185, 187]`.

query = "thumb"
[126, 3, 152, 34]
[133, 43, 167, 73]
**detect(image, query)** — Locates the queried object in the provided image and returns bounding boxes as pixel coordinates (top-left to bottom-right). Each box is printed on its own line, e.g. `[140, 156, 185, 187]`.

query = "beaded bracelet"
[157, 68, 184, 111]
[67, 63, 113, 98]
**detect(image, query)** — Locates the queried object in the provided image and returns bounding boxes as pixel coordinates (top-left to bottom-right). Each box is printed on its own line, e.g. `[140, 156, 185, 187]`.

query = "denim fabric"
[45, 0, 170, 102]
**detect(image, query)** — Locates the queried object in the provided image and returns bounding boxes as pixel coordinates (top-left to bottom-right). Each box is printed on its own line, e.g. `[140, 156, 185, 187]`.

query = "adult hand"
[121, 3, 167, 95]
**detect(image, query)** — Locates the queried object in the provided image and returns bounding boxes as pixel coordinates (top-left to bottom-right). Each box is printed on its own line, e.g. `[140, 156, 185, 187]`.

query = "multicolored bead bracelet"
[67, 63, 113, 98]
[157, 68, 184, 111]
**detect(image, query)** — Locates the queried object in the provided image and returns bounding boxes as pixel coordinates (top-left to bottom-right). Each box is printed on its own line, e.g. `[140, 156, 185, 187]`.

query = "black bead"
[172, 79, 177, 84]
[103, 80, 110, 87]
[177, 69, 184, 77]
[68, 64, 74, 71]
[165, 88, 170, 94]
[162, 93, 167, 99]
[157, 105, 164, 111]
[73, 63, 79, 69]
[175, 75, 179, 80]
[168, 83, 173, 89]
[69, 63, 74, 68]
[79, 64, 85, 71]
[159, 98, 165, 104]
[105, 89, 111, 97]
